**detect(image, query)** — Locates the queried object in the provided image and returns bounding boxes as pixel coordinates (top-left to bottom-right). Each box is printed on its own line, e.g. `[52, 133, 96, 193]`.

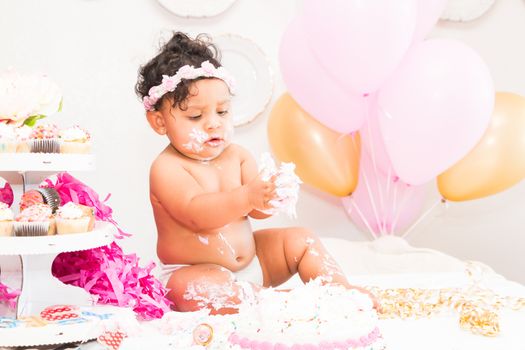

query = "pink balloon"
[413, 0, 447, 43]
[377, 39, 494, 186]
[301, 0, 418, 94]
[342, 152, 427, 236]
[0, 176, 13, 207]
[279, 17, 366, 133]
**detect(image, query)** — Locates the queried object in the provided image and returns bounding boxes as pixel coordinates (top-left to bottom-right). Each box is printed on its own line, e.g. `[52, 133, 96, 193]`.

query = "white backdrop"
[1, 0, 524, 284]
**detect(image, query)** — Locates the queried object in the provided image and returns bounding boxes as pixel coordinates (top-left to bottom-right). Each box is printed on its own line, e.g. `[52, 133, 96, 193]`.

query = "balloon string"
[401, 198, 442, 239]
[385, 164, 393, 234]
[360, 164, 385, 236]
[350, 127, 382, 237]
[390, 183, 413, 235]
[388, 176, 399, 235]
[348, 198, 377, 240]
[365, 101, 386, 222]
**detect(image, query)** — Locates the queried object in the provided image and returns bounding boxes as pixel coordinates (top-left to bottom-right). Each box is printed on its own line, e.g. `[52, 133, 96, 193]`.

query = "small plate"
[440, 0, 496, 22]
[214, 34, 273, 127]
[157, 0, 237, 18]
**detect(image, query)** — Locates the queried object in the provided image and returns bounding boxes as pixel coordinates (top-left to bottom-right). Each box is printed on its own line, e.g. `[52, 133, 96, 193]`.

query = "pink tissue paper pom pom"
[0, 282, 21, 309]
[52, 242, 172, 320]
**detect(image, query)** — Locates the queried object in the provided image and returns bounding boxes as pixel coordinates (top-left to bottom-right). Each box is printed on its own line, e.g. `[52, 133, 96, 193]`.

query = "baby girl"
[135, 32, 377, 314]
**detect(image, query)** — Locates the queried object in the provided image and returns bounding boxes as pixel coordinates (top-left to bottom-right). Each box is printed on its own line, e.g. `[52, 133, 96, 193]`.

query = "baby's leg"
[254, 227, 379, 308]
[254, 227, 348, 287]
[165, 263, 258, 315]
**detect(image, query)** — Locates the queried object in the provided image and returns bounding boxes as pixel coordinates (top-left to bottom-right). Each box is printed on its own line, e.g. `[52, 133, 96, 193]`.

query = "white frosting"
[0, 123, 16, 141]
[234, 279, 379, 346]
[0, 202, 14, 221]
[59, 125, 90, 142]
[56, 202, 84, 219]
[258, 152, 302, 218]
[183, 128, 208, 153]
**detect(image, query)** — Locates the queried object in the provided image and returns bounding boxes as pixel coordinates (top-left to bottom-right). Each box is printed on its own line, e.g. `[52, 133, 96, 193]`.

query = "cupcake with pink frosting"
[59, 125, 91, 154]
[14, 203, 55, 236]
[29, 123, 60, 153]
[55, 202, 93, 234]
[0, 202, 14, 236]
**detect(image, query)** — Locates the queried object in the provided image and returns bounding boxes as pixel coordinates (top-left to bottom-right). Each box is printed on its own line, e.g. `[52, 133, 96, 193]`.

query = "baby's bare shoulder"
[150, 152, 183, 174]
[226, 143, 252, 161]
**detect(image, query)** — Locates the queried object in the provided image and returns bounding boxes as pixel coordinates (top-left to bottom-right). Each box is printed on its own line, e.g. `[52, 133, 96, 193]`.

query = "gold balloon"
[438, 92, 525, 201]
[268, 93, 360, 197]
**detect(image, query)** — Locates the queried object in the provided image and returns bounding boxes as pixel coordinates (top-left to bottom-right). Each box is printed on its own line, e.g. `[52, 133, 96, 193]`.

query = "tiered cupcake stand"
[0, 153, 118, 347]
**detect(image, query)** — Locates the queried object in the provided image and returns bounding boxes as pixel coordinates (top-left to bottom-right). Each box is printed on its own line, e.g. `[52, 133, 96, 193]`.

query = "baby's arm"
[239, 147, 273, 220]
[150, 155, 273, 231]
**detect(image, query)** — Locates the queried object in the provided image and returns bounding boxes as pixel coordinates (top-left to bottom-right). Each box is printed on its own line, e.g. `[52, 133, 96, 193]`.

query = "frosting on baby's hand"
[258, 153, 302, 218]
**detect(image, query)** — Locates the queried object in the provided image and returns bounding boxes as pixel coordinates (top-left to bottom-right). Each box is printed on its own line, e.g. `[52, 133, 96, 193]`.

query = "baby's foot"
[350, 286, 381, 311]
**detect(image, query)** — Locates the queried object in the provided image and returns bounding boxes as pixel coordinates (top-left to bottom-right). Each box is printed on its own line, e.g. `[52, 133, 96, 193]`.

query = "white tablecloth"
[69, 237, 525, 349]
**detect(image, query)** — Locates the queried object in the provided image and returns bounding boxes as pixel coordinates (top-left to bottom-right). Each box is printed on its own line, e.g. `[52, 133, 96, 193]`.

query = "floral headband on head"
[143, 60, 236, 111]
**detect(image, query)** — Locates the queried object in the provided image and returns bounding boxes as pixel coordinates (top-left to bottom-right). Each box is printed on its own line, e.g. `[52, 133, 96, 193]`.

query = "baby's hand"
[245, 174, 277, 211]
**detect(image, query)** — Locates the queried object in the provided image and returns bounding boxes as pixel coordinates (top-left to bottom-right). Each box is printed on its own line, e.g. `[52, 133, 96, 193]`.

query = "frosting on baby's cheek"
[182, 128, 208, 153]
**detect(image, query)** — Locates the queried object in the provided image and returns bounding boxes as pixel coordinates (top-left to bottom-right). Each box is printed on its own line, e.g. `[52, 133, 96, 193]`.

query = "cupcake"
[14, 125, 33, 153]
[19, 188, 61, 213]
[59, 125, 91, 154]
[0, 123, 17, 153]
[14, 203, 55, 236]
[0, 202, 14, 236]
[55, 202, 92, 234]
[29, 123, 60, 153]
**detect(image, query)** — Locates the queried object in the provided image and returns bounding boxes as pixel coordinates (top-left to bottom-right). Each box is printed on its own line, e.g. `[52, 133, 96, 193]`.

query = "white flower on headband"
[143, 60, 236, 111]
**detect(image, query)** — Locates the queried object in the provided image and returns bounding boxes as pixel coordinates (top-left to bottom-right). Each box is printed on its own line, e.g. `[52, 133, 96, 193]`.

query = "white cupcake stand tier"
[0, 154, 119, 347]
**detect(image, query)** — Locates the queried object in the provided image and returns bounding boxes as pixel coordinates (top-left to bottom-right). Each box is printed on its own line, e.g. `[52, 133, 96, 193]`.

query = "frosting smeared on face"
[182, 128, 208, 153]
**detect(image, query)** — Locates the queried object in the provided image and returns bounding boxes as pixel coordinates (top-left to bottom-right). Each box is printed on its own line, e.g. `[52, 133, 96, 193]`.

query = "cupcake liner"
[29, 139, 60, 153]
[56, 216, 90, 234]
[59, 141, 91, 154]
[37, 188, 61, 213]
[16, 141, 30, 153]
[13, 221, 50, 236]
[0, 221, 14, 236]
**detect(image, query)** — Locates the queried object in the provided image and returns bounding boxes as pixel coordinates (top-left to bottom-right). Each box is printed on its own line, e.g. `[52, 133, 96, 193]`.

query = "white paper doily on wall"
[214, 34, 274, 127]
[157, 0, 237, 18]
[440, 0, 496, 21]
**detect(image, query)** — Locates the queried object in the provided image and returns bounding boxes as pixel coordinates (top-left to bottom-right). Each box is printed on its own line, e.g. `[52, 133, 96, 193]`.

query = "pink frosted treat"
[14, 203, 55, 236]
[29, 123, 60, 153]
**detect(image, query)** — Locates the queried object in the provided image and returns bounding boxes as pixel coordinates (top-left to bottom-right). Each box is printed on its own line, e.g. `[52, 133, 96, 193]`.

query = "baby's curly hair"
[135, 31, 221, 111]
